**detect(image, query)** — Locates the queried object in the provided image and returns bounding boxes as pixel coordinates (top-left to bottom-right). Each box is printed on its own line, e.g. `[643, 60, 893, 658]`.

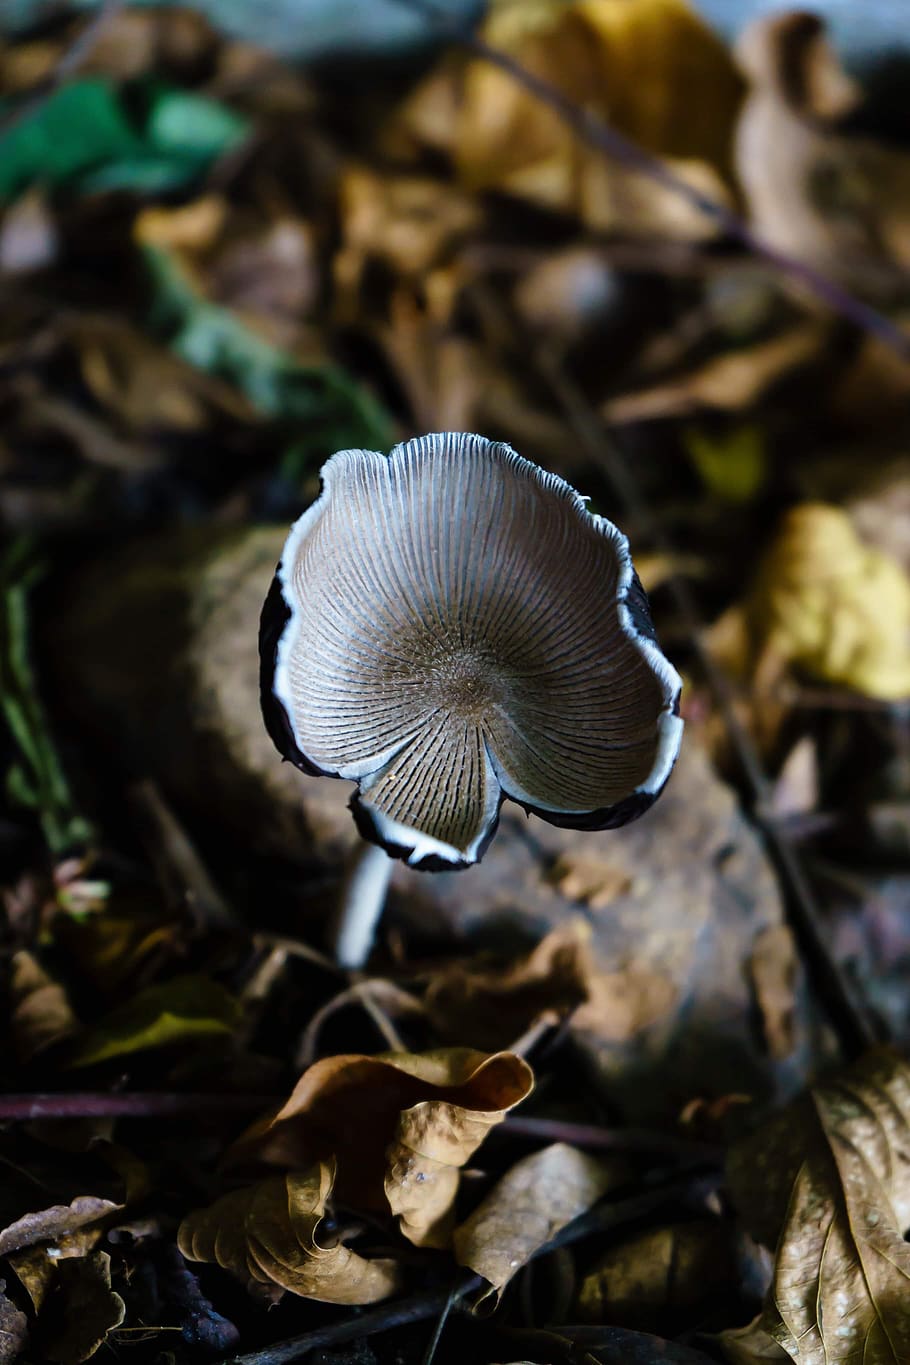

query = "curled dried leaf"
[178, 1162, 401, 1305]
[453, 1142, 617, 1301]
[227, 1048, 533, 1246]
[0, 1197, 121, 1260]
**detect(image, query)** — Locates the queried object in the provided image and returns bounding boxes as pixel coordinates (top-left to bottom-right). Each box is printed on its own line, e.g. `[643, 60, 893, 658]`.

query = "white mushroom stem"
[332, 842, 394, 970]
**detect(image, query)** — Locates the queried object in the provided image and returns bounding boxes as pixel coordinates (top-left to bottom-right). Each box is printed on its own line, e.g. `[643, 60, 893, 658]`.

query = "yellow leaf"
[452, 0, 742, 233]
[720, 1048, 910, 1365]
[684, 425, 767, 503]
[226, 1048, 533, 1247]
[749, 503, 910, 700]
[178, 1161, 401, 1305]
[65, 974, 240, 1067]
[453, 1142, 617, 1302]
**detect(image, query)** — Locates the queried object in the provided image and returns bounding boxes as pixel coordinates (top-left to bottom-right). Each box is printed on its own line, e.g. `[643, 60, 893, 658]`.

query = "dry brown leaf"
[735, 12, 910, 295]
[226, 1048, 533, 1246]
[577, 1221, 737, 1327]
[178, 1161, 401, 1304]
[748, 925, 799, 1062]
[448, 0, 741, 234]
[9, 951, 80, 1062]
[604, 323, 828, 423]
[426, 923, 593, 1051]
[548, 852, 633, 908]
[35, 1252, 125, 1365]
[0, 1282, 28, 1365]
[453, 1142, 617, 1302]
[574, 963, 677, 1043]
[0, 1197, 121, 1260]
[334, 167, 481, 319]
[426, 923, 675, 1051]
[720, 1048, 910, 1365]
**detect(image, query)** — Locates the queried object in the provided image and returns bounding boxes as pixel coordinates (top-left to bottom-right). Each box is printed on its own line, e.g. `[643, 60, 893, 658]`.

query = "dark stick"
[501, 1115, 721, 1164]
[0, 1092, 278, 1121]
[0, 0, 124, 136]
[216, 1276, 482, 1365]
[391, 0, 910, 361]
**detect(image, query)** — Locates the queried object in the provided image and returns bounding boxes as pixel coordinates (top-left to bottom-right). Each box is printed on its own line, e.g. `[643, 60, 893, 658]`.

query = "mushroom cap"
[260, 433, 682, 869]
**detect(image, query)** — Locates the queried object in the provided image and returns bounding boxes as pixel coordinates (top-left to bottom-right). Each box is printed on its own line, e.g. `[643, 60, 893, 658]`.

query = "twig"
[216, 1275, 482, 1365]
[501, 1115, 722, 1165]
[391, 0, 910, 361]
[0, 1092, 278, 1121]
[295, 978, 425, 1069]
[533, 349, 878, 1057]
[0, 0, 124, 137]
[130, 780, 238, 930]
[420, 1279, 460, 1365]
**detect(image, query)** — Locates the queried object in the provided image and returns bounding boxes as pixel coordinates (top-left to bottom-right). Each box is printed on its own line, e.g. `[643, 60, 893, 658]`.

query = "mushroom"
[260, 432, 682, 967]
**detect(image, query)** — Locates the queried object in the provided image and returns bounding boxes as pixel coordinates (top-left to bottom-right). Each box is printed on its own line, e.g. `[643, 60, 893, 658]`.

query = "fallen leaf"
[0, 1196, 121, 1259]
[453, 1142, 617, 1302]
[735, 11, 910, 295]
[426, 923, 593, 1050]
[574, 963, 677, 1043]
[36, 1252, 125, 1365]
[748, 503, 910, 701]
[65, 973, 241, 1068]
[9, 950, 80, 1062]
[547, 852, 633, 908]
[0, 1282, 28, 1365]
[604, 323, 828, 422]
[227, 1048, 533, 1247]
[684, 425, 767, 503]
[577, 1220, 737, 1327]
[748, 926, 799, 1061]
[450, 0, 742, 232]
[178, 1161, 401, 1304]
[720, 1048, 910, 1364]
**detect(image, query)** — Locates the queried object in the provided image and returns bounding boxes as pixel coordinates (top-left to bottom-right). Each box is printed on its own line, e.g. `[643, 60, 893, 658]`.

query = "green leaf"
[0, 542, 92, 853]
[0, 79, 142, 200]
[66, 974, 242, 1068]
[684, 424, 767, 503]
[0, 77, 250, 201]
[145, 88, 248, 161]
[143, 243, 393, 462]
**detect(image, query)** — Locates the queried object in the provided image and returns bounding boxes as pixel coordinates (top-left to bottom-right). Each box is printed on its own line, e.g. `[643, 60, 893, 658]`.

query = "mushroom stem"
[332, 842, 394, 969]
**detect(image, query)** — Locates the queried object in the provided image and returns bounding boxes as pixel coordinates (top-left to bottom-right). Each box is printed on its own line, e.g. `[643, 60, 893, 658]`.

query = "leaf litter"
[1, 1, 910, 1363]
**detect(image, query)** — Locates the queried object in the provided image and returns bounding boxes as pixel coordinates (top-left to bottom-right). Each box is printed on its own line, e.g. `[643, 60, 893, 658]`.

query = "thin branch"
[420, 1279, 460, 1365]
[501, 1115, 722, 1165]
[391, 0, 910, 361]
[0, 1092, 278, 1121]
[0, 0, 124, 137]
[216, 1276, 482, 1365]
